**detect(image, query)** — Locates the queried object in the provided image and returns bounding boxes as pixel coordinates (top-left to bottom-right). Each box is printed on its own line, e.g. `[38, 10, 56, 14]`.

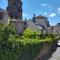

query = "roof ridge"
[35, 15, 47, 19]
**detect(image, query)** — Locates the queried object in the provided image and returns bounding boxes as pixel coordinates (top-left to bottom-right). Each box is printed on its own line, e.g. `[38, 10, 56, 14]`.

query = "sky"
[0, 0, 60, 26]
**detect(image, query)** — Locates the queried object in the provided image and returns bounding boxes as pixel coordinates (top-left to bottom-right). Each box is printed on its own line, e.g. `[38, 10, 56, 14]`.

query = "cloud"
[49, 13, 56, 17]
[41, 3, 52, 7]
[44, 12, 48, 15]
[58, 8, 60, 11]
[41, 4, 48, 6]
[57, 8, 60, 14]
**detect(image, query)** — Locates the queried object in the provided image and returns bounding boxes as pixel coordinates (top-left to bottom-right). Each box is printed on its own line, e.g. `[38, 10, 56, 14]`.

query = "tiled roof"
[35, 15, 47, 19]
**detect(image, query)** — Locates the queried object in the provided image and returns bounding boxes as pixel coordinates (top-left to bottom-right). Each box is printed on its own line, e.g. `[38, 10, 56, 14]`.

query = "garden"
[0, 23, 57, 60]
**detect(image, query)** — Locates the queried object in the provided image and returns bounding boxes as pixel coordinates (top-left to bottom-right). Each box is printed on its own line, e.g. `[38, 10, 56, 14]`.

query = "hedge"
[0, 24, 57, 60]
[0, 37, 53, 60]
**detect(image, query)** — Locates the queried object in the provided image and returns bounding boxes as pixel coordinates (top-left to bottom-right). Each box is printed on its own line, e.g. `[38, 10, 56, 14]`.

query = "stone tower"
[6, 0, 22, 20]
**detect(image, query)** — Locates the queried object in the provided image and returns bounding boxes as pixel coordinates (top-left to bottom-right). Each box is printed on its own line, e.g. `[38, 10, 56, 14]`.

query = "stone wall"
[7, 0, 22, 19]
[34, 38, 59, 60]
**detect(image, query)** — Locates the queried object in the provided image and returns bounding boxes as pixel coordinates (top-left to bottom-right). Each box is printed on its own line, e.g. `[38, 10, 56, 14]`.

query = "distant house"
[33, 15, 50, 29]
[0, 8, 10, 25]
[27, 15, 50, 34]
[48, 23, 60, 35]
[53, 23, 60, 35]
[10, 19, 27, 34]
[27, 20, 41, 32]
[48, 26, 54, 34]
[28, 15, 50, 34]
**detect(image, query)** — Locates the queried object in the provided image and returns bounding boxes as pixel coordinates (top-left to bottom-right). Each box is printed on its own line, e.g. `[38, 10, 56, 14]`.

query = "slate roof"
[35, 15, 47, 19]
[57, 23, 60, 26]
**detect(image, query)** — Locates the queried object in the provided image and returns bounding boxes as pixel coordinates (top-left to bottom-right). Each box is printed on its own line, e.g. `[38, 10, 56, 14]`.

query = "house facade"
[47, 23, 60, 35]
[31, 15, 50, 34]
[53, 23, 60, 35]
[0, 8, 10, 25]
[10, 19, 27, 34]
[33, 15, 50, 29]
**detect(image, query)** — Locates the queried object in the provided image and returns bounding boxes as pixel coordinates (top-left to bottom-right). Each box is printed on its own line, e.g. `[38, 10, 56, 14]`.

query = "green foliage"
[0, 24, 57, 60]
[23, 28, 40, 39]
[0, 23, 16, 41]
[5, 36, 52, 60]
[8, 23, 16, 35]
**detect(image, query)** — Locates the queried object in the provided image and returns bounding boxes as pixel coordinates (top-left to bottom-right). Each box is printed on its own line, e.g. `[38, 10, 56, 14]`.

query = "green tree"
[23, 28, 39, 39]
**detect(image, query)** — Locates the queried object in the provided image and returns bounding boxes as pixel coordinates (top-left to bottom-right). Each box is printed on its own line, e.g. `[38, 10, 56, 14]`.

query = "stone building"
[53, 23, 60, 35]
[27, 20, 41, 33]
[32, 14, 50, 34]
[6, 0, 27, 35]
[10, 19, 27, 34]
[0, 8, 10, 25]
[27, 15, 50, 34]
[6, 0, 22, 20]
[47, 23, 60, 35]
[32, 15, 50, 29]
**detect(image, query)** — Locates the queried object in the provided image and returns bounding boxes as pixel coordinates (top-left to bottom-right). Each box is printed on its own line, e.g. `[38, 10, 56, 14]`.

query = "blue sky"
[0, 0, 60, 26]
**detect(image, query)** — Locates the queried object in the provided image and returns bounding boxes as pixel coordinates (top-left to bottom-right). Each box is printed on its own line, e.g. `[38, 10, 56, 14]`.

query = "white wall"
[0, 12, 10, 25]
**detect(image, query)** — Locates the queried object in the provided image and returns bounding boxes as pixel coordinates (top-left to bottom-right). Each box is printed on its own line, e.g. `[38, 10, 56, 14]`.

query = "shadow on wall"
[39, 46, 57, 60]
[34, 41, 58, 60]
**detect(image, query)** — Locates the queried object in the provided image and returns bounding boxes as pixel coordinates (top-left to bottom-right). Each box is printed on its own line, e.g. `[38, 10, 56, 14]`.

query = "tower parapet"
[6, 0, 22, 20]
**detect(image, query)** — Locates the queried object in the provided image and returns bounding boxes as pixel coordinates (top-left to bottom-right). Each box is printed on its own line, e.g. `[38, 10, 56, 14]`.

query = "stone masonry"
[6, 0, 22, 20]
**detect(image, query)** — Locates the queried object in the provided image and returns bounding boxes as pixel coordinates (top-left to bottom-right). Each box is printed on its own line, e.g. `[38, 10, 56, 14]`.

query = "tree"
[23, 28, 39, 38]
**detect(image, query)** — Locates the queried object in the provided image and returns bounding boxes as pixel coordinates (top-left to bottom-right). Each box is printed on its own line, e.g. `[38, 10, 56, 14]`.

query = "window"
[0, 12, 3, 20]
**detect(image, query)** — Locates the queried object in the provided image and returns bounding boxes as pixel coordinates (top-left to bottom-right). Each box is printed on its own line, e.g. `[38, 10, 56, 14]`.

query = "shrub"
[0, 22, 16, 49]
[0, 23, 57, 60]
[5, 36, 52, 60]
[23, 28, 39, 39]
